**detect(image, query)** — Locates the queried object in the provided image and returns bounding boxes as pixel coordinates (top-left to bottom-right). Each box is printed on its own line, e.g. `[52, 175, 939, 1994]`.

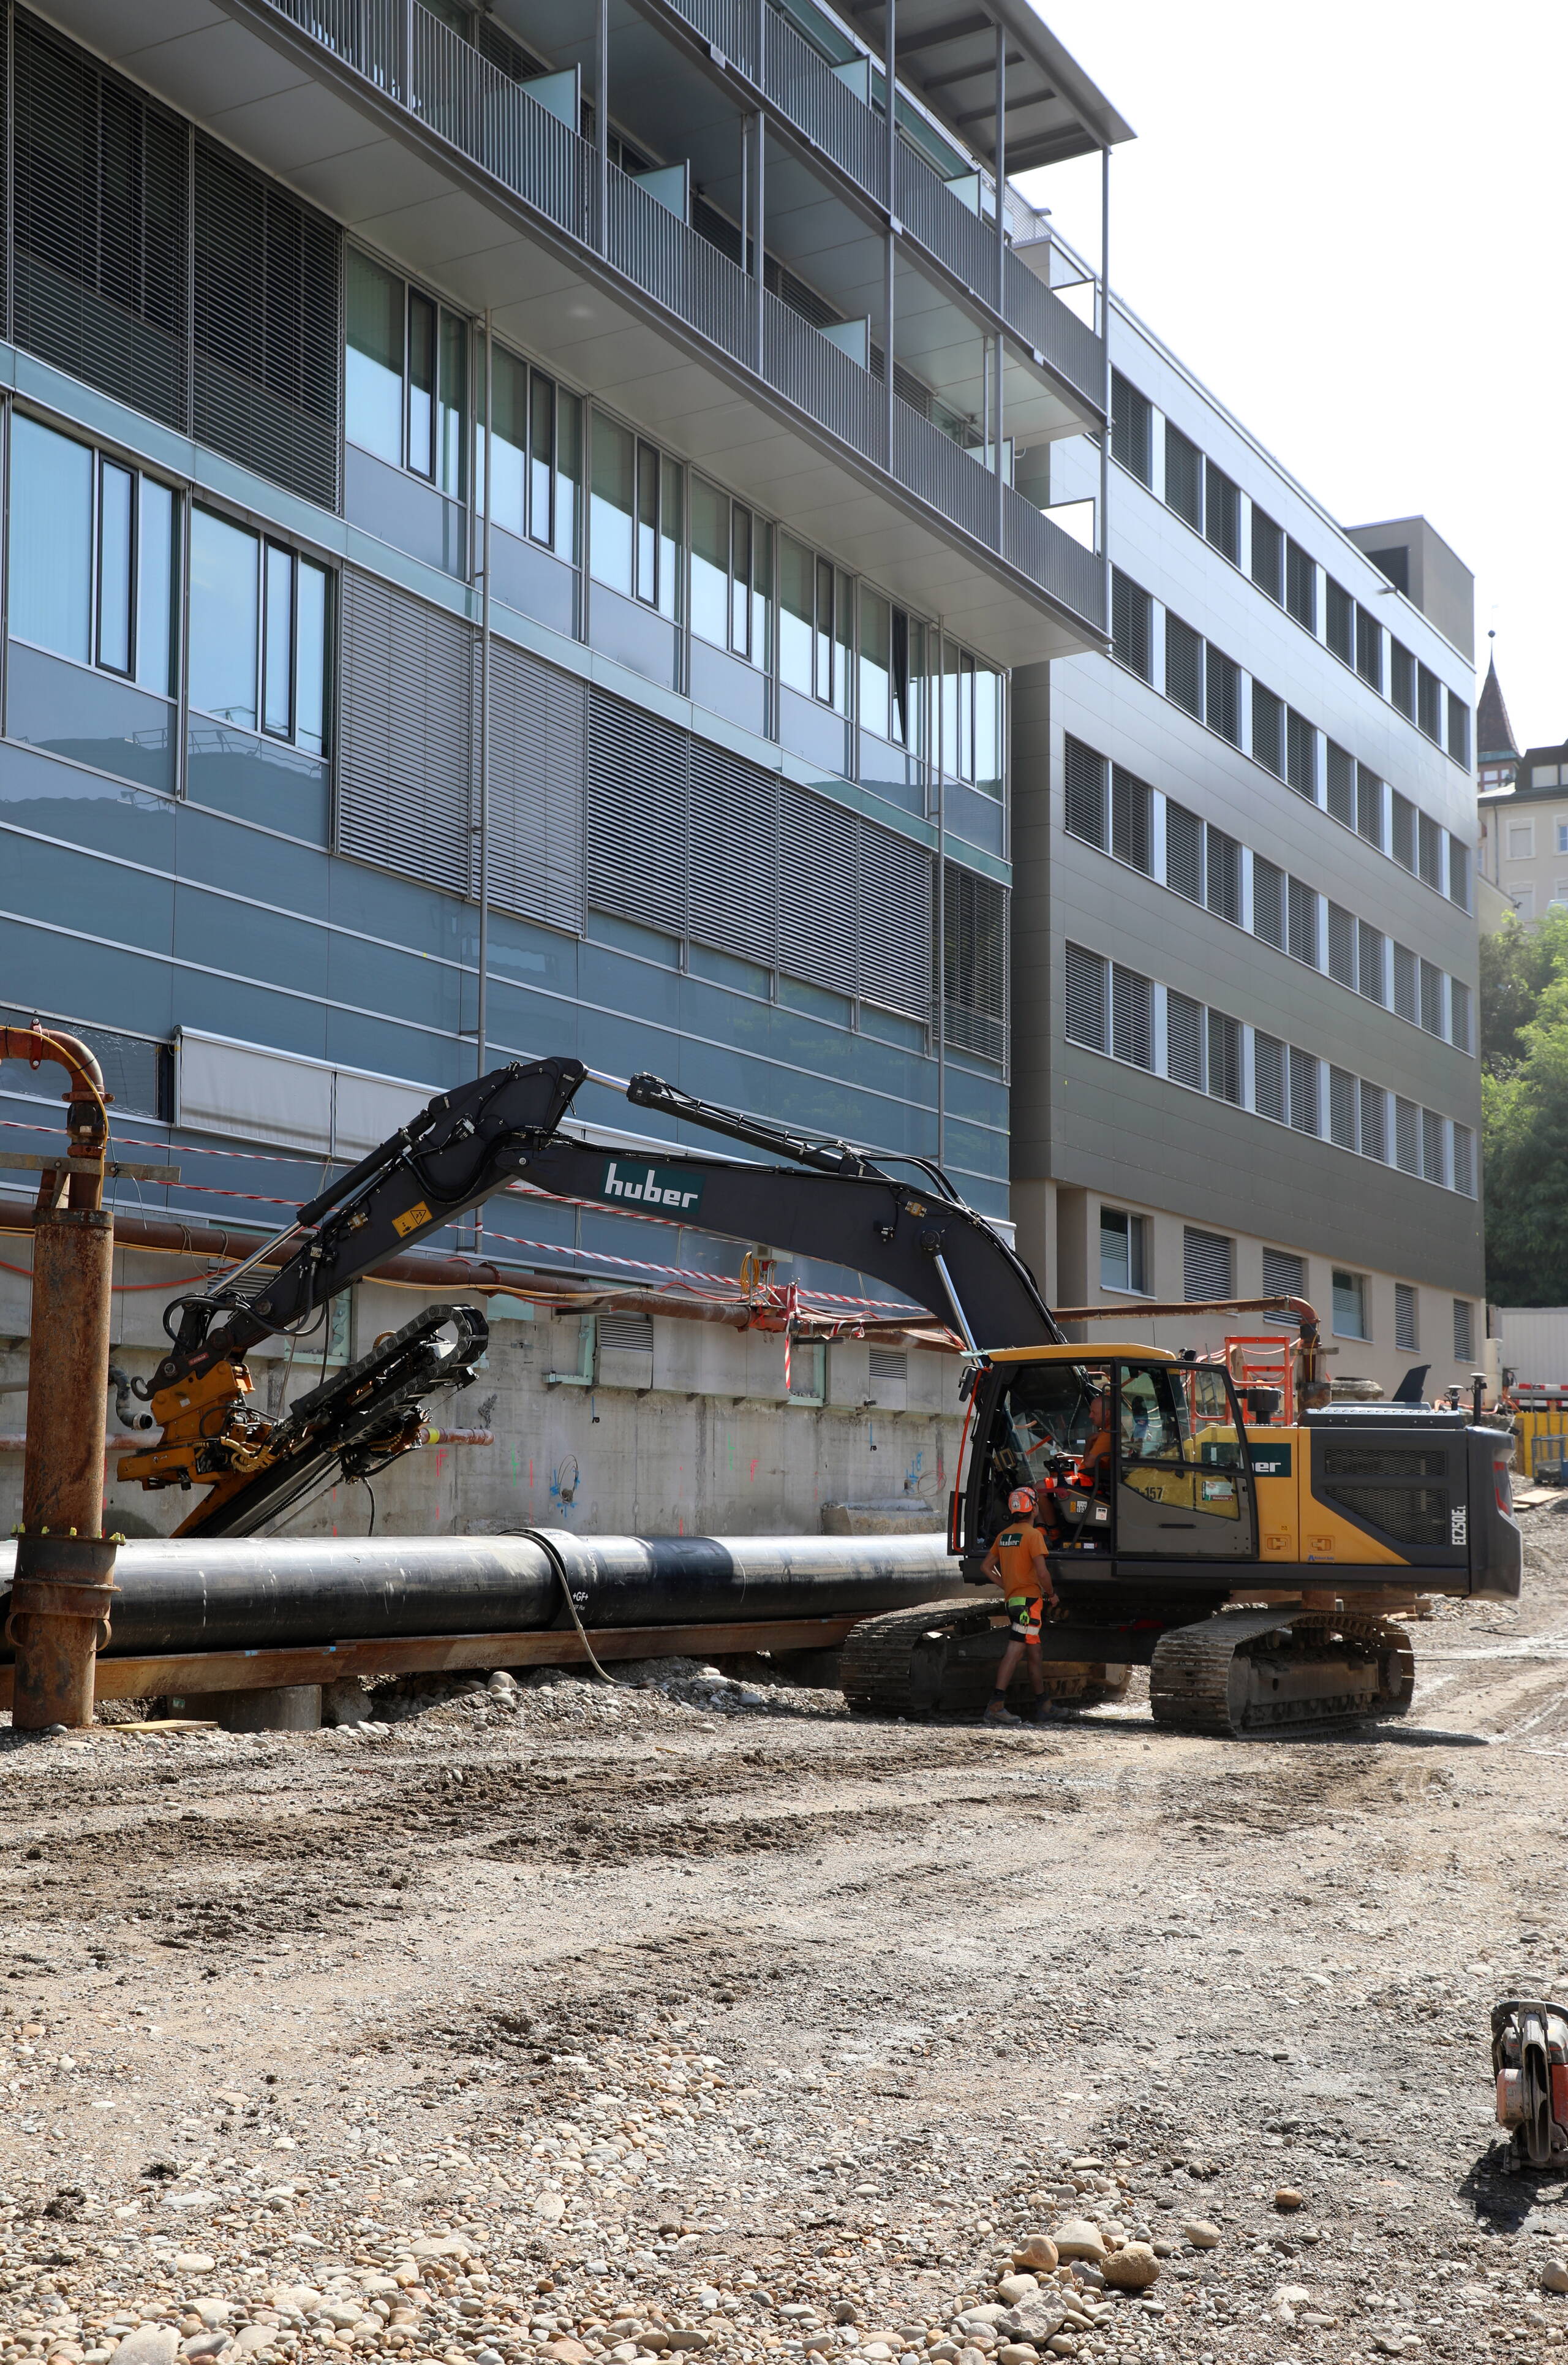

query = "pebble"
[1180, 2220, 1221, 2249]
[1049, 2220, 1108, 2265]
[1273, 2186, 1304, 2211]
[1100, 2244, 1159, 2293]
[173, 2252, 216, 2272]
[1542, 2260, 1568, 2295]
[109, 2335, 179, 2365]
[994, 2276, 1037, 2305]
[1011, 2238, 1058, 2274]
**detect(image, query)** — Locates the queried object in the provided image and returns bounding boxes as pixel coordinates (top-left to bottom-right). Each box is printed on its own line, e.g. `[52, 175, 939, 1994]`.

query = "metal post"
[884, 0, 897, 466]
[596, 0, 609, 255]
[1099, 143, 1111, 628]
[935, 623, 946, 1168]
[403, 0, 415, 108]
[753, 108, 766, 374]
[472, 311, 494, 1252]
[994, 20, 1006, 546]
[2, 1029, 116, 1731]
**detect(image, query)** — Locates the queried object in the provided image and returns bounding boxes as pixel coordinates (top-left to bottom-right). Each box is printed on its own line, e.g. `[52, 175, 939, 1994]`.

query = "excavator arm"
[121, 1056, 1058, 1536]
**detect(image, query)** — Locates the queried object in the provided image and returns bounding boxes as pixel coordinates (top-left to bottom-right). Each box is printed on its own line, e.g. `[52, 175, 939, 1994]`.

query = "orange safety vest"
[992, 1516, 1049, 1595]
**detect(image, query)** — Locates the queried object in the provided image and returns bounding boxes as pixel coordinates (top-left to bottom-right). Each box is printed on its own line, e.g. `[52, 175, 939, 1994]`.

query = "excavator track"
[839, 1600, 1131, 1719]
[1149, 1605, 1415, 1737]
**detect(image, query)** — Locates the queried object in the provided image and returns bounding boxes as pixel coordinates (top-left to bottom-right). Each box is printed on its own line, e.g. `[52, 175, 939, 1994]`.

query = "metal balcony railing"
[266, 0, 1106, 634]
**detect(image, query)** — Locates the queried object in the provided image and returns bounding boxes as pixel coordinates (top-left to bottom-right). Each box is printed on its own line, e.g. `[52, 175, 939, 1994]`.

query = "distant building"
[1477, 656, 1568, 925]
[1477, 648, 1521, 795]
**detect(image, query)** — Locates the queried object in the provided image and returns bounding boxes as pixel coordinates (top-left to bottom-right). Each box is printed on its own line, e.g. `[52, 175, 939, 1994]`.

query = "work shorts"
[1006, 1594, 1044, 1640]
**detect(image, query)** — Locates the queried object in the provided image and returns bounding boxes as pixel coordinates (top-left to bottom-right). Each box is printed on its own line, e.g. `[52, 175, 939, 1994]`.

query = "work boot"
[1028, 1695, 1058, 1725]
[982, 1697, 1022, 1727]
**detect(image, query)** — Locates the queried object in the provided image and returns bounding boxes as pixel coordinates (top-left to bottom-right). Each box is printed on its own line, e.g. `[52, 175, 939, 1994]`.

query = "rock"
[412, 2236, 472, 2261]
[1542, 2260, 1568, 2295]
[1101, 2246, 1158, 2293]
[1011, 2238, 1058, 2274]
[998, 2345, 1039, 2363]
[997, 2301, 1066, 2346]
[957, 2348, 988, 2365]
[110, 2336, 180, 2365]
[546, 2343, 591, 2365]
[534, 2193, 568, 2223]
[1180, 2221, 1221, 2250]
[995, 2276, 1038, 2305]
[190, 2307, 235, 2330]
[174, 2253, 217, 2273]
[664, 2337, 709, 2353]
[179, 2338, 230, 2360]
[227, 2334, 274, 2359]
[266, 2288, 321, 2314]
[322, 1676, 372, 1728]
[1049, 2221, 1108, 2266]
[1043, 2342, 1077, 2360]
[1273, 2187, 1303, 2212]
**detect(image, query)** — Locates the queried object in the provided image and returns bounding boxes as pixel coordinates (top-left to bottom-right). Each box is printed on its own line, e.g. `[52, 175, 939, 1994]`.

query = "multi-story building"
[0, 0, 1129, 1534]
[1010, 293, 1487, 1398]
[1476, 657, 1568, 928]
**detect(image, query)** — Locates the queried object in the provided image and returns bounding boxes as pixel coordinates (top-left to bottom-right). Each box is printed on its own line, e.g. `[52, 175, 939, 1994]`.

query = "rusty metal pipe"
[0, 1026, 118, 1730]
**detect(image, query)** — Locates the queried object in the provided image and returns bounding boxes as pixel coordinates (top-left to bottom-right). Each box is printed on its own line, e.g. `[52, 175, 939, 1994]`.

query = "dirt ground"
[5, 1507, 1568, 2365]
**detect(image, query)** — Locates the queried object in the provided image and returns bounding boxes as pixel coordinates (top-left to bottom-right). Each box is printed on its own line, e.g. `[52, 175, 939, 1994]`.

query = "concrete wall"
[0, 1253, 963, 1542]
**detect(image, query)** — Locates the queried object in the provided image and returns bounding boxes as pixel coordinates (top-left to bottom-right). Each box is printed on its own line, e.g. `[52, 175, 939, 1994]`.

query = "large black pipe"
[0, 1531, 962, 1660]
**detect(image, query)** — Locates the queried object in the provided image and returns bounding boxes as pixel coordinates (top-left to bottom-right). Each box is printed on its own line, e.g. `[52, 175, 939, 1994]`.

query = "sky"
[1012, 0, 1567, 754]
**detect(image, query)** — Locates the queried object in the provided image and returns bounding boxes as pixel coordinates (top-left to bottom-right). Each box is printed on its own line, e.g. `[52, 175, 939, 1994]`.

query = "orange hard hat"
[1008, 1487, 1036, 1515]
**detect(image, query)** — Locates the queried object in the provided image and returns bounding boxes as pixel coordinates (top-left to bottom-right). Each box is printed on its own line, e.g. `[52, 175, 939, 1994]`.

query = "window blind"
[1360, 1082, 1387, 1163]
[1288, 1046, 1319, 1135]
[1065, 942, 1108, 1053]
[1395, 1284, 1417, 1352]
[1165, 614, 1203, 717]
[1325, 741, 1354, 827]
[484, 637, 587, 933]
[1110, 766, 1153, 873]
[1328, 1066, 1357, 1150]
[1164, 423, 1202, 529]
[1355, 766, 1383, 847]
[1254, 1032, 1285, 1122]
[1111, 569, 1152, 678]
[1327, 903, 1355, 986]
[1263, 1246, 1304, 1298]
[1065, 735, 1107, 847]
[1206, 645, 1240, 744]
[1166, 803, 1204, 903]
[1206, 828, 1241, 924]
[1357, 921, 1385, 1002]
[1252, 681, 1284, 775]
[337, 569, 472, 896]
[1112, 966, 1153, 1069]
[1286, 710, 1315, 798]
[1183, 1227, 1233, 1300]
[1166, 990, 1203, 1089]
[1207, 1010, 1242, 1104]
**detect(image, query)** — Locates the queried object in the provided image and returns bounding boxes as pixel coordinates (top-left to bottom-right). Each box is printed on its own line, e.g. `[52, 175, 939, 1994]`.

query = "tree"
[1480, 910, 1568, 1303]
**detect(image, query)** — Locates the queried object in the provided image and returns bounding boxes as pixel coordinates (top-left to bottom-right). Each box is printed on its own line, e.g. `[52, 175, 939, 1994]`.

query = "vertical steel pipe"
[0, 1026, 118, 1729]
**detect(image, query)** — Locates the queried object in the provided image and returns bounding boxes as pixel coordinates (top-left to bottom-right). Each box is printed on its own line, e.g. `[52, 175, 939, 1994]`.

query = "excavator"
[116, 1053, 1521, 1737]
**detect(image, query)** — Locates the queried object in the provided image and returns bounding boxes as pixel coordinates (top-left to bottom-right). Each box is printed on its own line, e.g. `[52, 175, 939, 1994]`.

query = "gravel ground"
[5, 1508, 1568, 2365]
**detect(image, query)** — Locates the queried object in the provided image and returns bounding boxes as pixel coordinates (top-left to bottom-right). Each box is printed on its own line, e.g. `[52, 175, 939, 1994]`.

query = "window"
[1110, 766, 1153, 872]
[1286, 876, 1318, 966]
[189, 509, 330, 753]
[939, 640, 1003, 792]
[1325, 577, 1353, 664]
[346, 250, 465, 493]
[1537, 765, 1566, 789]
[1453, 1300, 1474, 1363]
[1419, 959, 1444, 1036]
[1359, 1081, 1387, 1162]
[1205, 462, 1240, 564]
[1110, 371, 1152, 483]
[1327, 902, 1355, 986]
[1453, 1124, 1475, 1197]
[1390, 791, 1416, 871]
[1183, 1227, 1233, 1300]
[1111, 568, 1152, 678]
[1065, 735, 1107, 847]
[484, 350, 582, 561]
[1254, 1031, 1285, 1122]
[1253, 857, 1284, 948]
[1206, 827, 1241, 924]
[858, 588, 921, 747]
[1206, 645, 1240, 744]
[1287, 710, 1315, 799]
[944, 866, 1007, 1059]
[1332, 1269, 1368, 1341]
[1065, 942, 1107, 1052]
[781, 538, 851, 716]
[1166, 802, 1204, 902]
[786, 1338, 827, 1405]
[1561, 820, 1568, 853]
[1289, 1045, 1319, 1135]
[1422, 1107, 1446, 1184]
[1449, 836, 1471, 910]
[1514, 885, 1537, 920]
[1264, 1246, 1305, 1311]
[1390, 640, 1414, 718]
[1112, 965, 1153, 1068]
[1100, 1207, 1148, 1294]
[695, 479, 771, 661]
[1207, 1010, 1242, 1103]
[1357, 921, 1385, 1003]
[1285, 539, 1315, 630]
[1325, 741, 1354, 827]
[1252, 681, 1284, 775]
[1251, 507, 1284, 602]
[1507, 821, 1535, 861]
[1165, 423, 1202, 530]
[1395, 1095, 1420, 1173]
[1165, 613, 1202, 717]
[1443, 977, 1470, 1056]
[1166, 989, 1204, 1088]
[1417, 664, 1442, 742]
[1354, 604, 1382, 690]
[1418, 811, 1443, 889]
[1329, 1065, 1357, 1149]
[1395, 1283, 1419, 1353]
[1355, 765, 1383, 847]
[1393, 944, 1418, 1023]
[591, 421, 682, 616]
[8, 415, 176, 695]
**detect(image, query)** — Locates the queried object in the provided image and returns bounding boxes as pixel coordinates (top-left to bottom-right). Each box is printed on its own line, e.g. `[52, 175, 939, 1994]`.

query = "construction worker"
[1080, 1387, 1115, 1491]
[978, 1486, 1059, 1727]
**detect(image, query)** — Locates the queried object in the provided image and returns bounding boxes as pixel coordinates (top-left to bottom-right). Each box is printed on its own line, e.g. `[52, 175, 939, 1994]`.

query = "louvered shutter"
[1287, 877, 1318, 966]
[1395, 1284, 1418, 1351]
[1251, 682, 1283, 775]
[1454, 1299, 1474, 1360]
[859, 822, 931, 1020]
[337, 570, 472, 893]
[13, 17, 187, 429]
[1110, 373, 1152, 482]
[1164, 615, 1203, 717]
[1286, 710, 1315, 799]
[1328, 1067, 1357, 1149]
[1390, 642, 1414, 717]
[1417, 665, 1442, 740]
[1204, 463, 1240, 563]
[1360, 1083, 1387, 1162]
[1288, 1047, 1319, 1134]
[194, 139, 341, 509]
[1327, 904, 1355, 986]
[1110, 569, 1150, 678]
[1358, 921, 1385, 1002]
[1450, 977, 1472, 1052]
[484, 638, 586, 933]
[1166, 991, 1203, 1089]
[1205, 646, 1240, 744]
[1183, 1227, 1233, 1300]
[1206, 828, 1240, 923]
[1449, 837, 1471, 911]
[1166, 802, 1204, 902]
[1390, 793, 1416, 870]
[587, 687, 688, 936]
[1110, 766, 1152, 872]
[1207, 1010, 1241, 1104]
[1064, 735, 1107, 847]
[946, 868, 1006, 1061]
[1254, 1032, 1285, 1122]
[1325, 742, 1354, 827]
[1262, 1246, 1303, 1297]
[1356, 766, 1383, 847]
[1418, 812, 1443, 888]
[688, 740, 777, 969]
[1452, 1125, 1475, 1197]
[1286, 540, 1315, 629]
[1393, 944, 1418, 1023]
[1395, 1096, 1420, 1174]
[1111, 966, 1152, 1069]
[1064, 944, 1107, 1052]
[1252, 858, 1284, 948]
[1164, 424, 1202, 529]
[1419, 959, 1443, 1035]
[779, 781, 856, 997]
[1251, 508, 1284, 601]
[1422, 1108, 1446, 1184]
[1325, 578, 1353, 663]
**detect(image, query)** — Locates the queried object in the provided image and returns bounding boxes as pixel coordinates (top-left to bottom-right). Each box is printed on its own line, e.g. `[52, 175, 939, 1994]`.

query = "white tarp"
[176, 1031, 431, 1160]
